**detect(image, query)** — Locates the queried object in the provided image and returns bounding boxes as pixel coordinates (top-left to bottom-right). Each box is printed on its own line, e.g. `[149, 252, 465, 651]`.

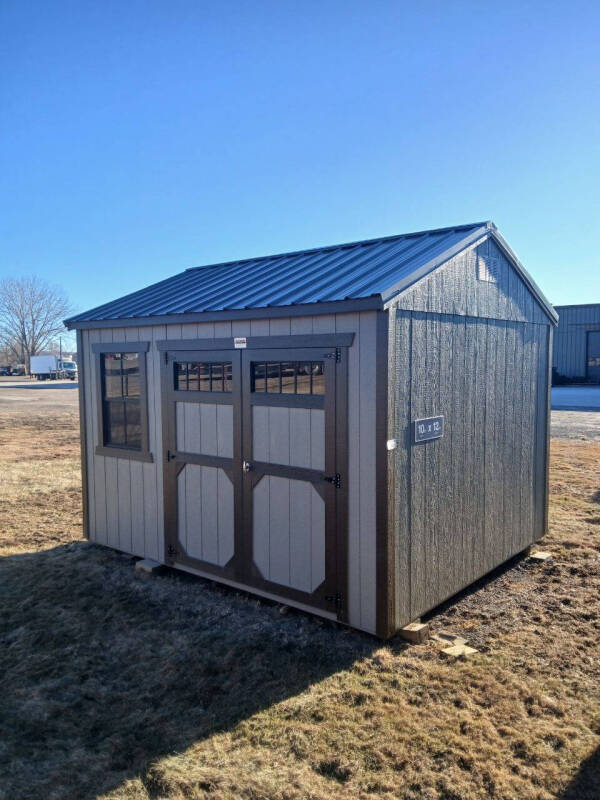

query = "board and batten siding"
[79, 310, 379, 634]
[387, 234, 553, 628]
[553, 304, 600, 380]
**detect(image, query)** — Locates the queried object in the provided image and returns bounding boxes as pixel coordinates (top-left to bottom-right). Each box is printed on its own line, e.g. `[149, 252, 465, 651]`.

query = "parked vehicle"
[30, 355, 78, 381]
[0, 366, 10, 376]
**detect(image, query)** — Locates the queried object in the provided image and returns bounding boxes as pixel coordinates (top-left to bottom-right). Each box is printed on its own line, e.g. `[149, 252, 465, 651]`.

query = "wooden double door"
[161, 340, 348, 616]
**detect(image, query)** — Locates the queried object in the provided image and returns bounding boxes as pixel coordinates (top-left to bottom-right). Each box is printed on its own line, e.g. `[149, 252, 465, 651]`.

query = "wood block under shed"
[441, 644, 478, 659]
[530, 551, 553, 563]
[135, 558, 164, 575]
[399, 621, 430, 644]
[432, 631, 468, 647]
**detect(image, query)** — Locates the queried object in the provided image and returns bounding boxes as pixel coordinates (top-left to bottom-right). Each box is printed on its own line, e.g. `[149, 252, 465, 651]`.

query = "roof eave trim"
[63, 296, 384, 330]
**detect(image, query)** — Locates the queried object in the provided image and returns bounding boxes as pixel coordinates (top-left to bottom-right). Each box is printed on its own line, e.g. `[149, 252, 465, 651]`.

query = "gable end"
[387, 233, 556, 326]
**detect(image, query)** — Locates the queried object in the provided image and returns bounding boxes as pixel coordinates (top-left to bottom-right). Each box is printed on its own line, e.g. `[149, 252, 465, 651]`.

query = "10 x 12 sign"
[414, 415, 444, 443]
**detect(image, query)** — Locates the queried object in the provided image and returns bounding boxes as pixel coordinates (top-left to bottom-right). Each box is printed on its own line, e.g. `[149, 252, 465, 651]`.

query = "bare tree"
[0, 277, 73, 372]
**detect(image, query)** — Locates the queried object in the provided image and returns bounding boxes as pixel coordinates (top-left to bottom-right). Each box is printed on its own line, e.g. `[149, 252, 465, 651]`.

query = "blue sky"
[1, 0, 599, 316]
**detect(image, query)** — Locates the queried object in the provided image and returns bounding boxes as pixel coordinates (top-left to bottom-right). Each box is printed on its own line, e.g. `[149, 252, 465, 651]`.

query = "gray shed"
[65, 221, 557, 637]
[553, 303, 600, 383]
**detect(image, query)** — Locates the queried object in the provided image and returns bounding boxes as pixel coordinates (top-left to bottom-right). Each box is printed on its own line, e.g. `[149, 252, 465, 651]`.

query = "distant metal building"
[553, 303, 600, 383]
[65, 221, 557, 638]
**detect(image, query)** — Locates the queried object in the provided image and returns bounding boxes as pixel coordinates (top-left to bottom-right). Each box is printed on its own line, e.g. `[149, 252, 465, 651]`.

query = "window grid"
[101, 352, 142, 450]
[174, 361, 232, 392]
[251, 361, 324, 395]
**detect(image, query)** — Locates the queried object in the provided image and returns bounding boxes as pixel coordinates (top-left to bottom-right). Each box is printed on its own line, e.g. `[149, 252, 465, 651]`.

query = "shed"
[552, 303, 600, 383]
[65, 221, 557, 637]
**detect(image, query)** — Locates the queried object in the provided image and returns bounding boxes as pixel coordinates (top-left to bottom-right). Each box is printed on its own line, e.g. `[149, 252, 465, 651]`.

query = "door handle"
[242, 460, 253, 473]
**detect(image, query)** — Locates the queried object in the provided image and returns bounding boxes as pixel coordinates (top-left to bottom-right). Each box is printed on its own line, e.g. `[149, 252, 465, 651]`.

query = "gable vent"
[477, 254, 499, 283]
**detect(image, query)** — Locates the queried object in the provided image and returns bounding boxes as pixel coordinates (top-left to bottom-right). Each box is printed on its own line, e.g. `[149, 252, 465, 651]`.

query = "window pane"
[103, 354, 123, 398]
[253, 362, 266, 392]
[122, 353, 140, 397]
[281, 362, 295, 393]
[175, 361, 188, 390]
[198, 363, 210, 391]
[125, 399, 142, 449]
[210, 362, 224, 392]
[296, 362, 312, 394]
[266, 362, 281, 392]
[105, 399, 126, 445]
[311, 362, 325, 395]
[588, 332, 600, 381]
[187, 362, 201, 391]
[224, 362, 232, 392]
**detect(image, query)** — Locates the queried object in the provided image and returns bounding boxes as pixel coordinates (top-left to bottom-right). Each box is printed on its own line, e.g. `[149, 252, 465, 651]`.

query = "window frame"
[92, 341, 153, 462]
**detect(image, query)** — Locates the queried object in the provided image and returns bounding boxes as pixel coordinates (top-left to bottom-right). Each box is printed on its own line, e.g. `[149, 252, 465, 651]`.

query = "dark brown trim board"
[93, 341, 152, 463]
[65, 298, 382, 330]
[156, 333, 355, 352]
[94, 445, 154, 463]
[375, 310, 394, 638]
[76, 330, 90, 539]
[91, 341, 151, 354]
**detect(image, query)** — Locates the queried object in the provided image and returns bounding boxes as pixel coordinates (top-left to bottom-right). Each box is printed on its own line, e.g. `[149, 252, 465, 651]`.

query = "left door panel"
[162, 349, 241, 578]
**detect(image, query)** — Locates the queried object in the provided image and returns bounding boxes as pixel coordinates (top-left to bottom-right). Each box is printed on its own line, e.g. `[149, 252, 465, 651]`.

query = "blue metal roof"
[65, 221, 494, 326]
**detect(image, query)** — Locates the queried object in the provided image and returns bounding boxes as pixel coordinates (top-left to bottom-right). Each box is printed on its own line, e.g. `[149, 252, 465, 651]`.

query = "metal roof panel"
[65, 221, 553, 326]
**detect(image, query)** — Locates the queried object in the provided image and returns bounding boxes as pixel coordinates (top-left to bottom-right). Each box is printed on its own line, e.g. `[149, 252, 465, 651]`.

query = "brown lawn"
[0, 401, 598, 800]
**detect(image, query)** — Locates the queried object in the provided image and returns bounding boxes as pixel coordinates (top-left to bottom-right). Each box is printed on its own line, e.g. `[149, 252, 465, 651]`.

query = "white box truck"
[30, 355, 78, 381]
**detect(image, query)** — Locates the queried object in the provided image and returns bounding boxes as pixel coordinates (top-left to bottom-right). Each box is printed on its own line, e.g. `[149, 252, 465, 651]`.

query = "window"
[102, 353, 143, 448]
[174, 361, 232, 392]
[93, 342, 151, 461]
[587, 331, 600, 382]
[251, 361, 324, 395]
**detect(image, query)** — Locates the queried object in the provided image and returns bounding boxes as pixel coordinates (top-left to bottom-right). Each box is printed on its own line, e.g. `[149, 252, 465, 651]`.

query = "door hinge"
[324, 347, 341, 362]
[166, 449, 176, 462]
[164, 351, 169, 364]
[167, 543, 178, 558]
[326, 592, 343, 610]
[324, 473, 341, 489]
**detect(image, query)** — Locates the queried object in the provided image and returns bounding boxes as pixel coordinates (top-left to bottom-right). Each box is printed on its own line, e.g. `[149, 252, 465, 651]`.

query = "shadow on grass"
[421, 547, 532, 622]
[560, 745, 600, 800]
[0, 542, 379, 800]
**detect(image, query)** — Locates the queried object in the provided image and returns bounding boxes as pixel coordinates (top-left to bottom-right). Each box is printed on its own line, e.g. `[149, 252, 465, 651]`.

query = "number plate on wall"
[414, 415, 444, 443]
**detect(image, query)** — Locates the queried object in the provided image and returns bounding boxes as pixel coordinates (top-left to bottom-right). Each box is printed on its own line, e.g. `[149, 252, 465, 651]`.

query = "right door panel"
[241, 348, 340, 612]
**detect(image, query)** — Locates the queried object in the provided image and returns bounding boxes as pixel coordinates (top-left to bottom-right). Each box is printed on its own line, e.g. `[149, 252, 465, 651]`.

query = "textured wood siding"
[390, 312, 550, 625]
[386, 234, 553, 630]
[553, 304, 600, 380]
[394, 237, 550, 325]
[80, 310, 378, 633]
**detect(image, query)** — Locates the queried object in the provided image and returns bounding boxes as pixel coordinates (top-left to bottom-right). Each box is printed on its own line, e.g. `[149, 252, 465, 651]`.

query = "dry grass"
[0, 411, 82, 554]
[0, 408, 599, 800]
